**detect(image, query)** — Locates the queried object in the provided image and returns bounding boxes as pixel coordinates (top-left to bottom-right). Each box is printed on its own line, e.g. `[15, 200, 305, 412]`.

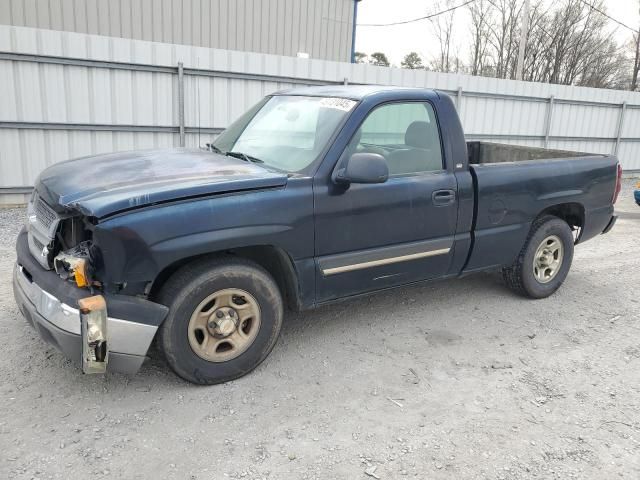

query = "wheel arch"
[534, 202, 584, 240]
[149, 245, 302, 312]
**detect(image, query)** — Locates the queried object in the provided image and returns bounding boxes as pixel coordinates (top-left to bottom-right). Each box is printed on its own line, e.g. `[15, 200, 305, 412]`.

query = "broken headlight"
[54, 242, 94, 288]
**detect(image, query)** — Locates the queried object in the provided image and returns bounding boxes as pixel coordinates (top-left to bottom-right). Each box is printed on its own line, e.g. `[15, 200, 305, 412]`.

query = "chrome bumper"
[12, 263, 158, 374]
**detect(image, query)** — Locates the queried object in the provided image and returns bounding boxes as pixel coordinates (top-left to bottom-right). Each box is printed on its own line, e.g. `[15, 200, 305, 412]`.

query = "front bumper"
[13, 227, 169, 374]
[12, 263, 157, 374]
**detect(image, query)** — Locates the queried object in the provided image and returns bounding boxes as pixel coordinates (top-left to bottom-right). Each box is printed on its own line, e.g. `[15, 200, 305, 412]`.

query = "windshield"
[212, 95, 357, 173]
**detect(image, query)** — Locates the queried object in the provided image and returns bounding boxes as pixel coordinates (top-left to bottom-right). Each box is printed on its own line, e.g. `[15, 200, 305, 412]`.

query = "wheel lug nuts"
[229, 310, 235, 317]
[216, 310, 224, 318]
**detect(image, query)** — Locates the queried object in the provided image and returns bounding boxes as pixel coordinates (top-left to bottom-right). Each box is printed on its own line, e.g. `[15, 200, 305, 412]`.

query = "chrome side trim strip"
[322, 247, 451, 276]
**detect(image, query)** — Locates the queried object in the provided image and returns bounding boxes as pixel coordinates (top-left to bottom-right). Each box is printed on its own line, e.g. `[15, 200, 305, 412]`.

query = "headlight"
[54, 242, 93, 288]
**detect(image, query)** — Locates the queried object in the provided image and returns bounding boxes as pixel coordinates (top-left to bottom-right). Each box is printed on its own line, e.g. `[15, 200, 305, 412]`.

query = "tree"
[631, 2, 640, 91]
[631, 35, 640, 91]
[428, 0, 462, 73]
[525, 0, 626, 88]
[468, 0, 492, 76]
[369, 52, 390, 67]
[355, 0, 630, 90]
[463, 0, 629, 89]
[486, 0, 522, 79]
[354, 51, 368, 64]
[401, 52, 424, 69]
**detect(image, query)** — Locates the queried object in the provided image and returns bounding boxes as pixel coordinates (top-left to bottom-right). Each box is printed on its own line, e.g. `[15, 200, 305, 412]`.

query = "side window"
[345, 102, 443, 175]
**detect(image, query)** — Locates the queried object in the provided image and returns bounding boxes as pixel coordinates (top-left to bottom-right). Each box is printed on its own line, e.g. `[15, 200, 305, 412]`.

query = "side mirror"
[334, 153, 389, 185]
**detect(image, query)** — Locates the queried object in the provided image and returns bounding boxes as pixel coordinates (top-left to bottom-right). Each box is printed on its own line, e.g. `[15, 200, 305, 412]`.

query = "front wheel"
[157, 257, 283, 385]
[502, 215, 574, 299]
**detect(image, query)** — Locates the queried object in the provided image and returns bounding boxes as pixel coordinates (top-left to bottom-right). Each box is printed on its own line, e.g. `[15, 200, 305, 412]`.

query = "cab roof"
[272, 85, 439, 101]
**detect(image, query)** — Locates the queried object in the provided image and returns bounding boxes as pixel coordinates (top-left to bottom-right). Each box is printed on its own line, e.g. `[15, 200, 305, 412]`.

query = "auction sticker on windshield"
[319, 97, 357, 112]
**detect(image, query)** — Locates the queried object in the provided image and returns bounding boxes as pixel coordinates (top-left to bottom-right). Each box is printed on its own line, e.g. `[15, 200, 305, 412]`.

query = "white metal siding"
[0, 0, 356, 62]
[1, 24, 640, 203]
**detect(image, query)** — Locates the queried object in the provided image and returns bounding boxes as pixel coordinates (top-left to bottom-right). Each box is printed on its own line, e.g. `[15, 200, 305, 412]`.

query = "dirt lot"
[1, 180, 638, 480]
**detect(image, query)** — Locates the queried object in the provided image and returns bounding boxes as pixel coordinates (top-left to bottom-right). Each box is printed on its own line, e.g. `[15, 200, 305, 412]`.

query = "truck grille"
[34, 196, 57, 229]
[31, 235, 45, 252]
[27, 193, 61, 270]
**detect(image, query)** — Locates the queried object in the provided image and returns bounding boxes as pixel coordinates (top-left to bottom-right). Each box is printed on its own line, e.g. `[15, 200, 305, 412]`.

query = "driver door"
[313, 101, 458, 303]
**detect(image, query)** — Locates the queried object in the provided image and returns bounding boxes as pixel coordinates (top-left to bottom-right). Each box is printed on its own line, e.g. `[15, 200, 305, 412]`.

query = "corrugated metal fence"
[1, 25, 639, 204]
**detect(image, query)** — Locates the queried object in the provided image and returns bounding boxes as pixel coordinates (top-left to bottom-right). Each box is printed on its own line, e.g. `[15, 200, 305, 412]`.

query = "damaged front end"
[54, 244, 109, 373]
[27, 191, 110, 373]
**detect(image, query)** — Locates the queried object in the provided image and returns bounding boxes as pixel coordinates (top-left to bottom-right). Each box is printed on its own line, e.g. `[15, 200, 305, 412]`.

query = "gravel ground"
[1, 180, 639, 480]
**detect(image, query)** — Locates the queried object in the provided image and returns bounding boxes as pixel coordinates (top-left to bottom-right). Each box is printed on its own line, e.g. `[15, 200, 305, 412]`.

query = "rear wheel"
[502, 216, 574, 299]
[157, 257, 283, 385]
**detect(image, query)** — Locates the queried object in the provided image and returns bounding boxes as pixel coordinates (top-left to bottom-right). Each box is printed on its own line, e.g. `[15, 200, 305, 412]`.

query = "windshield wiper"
[225, 151, 264, 163]
[206, 143, 224, 154]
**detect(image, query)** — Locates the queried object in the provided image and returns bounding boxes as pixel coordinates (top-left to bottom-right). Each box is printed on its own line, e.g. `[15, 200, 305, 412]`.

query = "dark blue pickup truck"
[13, 86, 621, 384]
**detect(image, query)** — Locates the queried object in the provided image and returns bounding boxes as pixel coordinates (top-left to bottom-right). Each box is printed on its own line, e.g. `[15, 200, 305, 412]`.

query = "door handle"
[432, 189, 456, 206]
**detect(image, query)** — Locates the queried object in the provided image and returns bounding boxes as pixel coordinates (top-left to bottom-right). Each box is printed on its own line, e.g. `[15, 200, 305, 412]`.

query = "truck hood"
[35, 148, 288, 218]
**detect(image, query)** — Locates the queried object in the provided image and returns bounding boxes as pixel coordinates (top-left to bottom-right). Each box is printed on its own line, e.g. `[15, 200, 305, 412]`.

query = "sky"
[354, 0, 640, 67]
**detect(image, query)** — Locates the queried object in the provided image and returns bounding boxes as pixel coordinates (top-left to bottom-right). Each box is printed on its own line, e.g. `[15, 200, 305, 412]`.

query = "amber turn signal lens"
[73, 259, 89, 287]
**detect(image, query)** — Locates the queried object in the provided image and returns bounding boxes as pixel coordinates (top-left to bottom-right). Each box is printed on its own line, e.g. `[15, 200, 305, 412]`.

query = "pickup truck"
[13, 85, 621, 384]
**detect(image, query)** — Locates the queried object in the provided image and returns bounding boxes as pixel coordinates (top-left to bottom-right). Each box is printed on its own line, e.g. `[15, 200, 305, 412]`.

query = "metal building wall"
[1, 25, 640, 205]
[0, 0, 355, 62]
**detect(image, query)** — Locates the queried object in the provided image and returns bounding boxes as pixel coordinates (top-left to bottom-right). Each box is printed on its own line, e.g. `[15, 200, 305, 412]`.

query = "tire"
[502, 215, 574, 299]
[156, 257, 283, 385]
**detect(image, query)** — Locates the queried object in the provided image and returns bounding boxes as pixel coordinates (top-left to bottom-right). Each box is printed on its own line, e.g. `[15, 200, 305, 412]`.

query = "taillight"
[612, 163, 622, 204]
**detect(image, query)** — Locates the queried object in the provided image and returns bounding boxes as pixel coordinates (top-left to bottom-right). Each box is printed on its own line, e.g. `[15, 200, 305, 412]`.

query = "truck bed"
[467, 141, 588, 164]
[462, 143, 618, 273]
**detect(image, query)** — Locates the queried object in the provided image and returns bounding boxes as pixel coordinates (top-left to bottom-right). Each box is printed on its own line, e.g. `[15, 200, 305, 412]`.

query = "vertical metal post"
[178, 62, 185, 147]
[343, 77, 349, 85]
[614, 101, 627, 156]
[350, 0, 359, 63]
[544, 95, 555, 148]
[456, 87, 463, 112]
[516, 0, 530, 80]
